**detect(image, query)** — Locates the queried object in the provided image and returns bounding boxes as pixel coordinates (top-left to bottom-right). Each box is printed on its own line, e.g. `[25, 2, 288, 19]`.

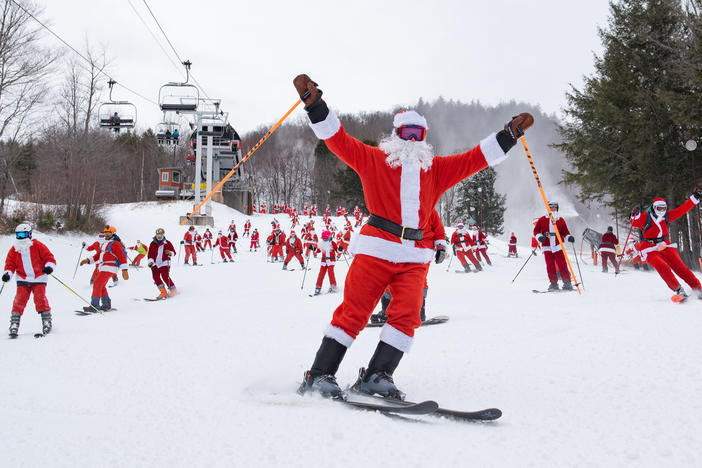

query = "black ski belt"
[643, 234, 669, 243]
[367, 214, 423, 241]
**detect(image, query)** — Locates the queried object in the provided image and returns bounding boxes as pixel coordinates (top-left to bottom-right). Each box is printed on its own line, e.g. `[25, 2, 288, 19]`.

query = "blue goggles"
[16, 231, 30, 239]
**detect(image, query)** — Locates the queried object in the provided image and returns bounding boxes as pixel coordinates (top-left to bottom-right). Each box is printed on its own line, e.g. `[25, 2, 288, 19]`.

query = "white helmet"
[15, 223, 32, 240]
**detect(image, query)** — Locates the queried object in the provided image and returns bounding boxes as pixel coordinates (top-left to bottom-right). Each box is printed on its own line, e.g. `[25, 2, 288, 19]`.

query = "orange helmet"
[104, 225, 117, 233]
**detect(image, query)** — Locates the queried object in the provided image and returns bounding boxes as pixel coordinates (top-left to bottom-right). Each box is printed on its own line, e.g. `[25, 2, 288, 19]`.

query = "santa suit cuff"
[309, 108, 341, 140]
[380, 324, 413, 353]
[88, 257, 96, 265]
[480, 132, 508, 166]
[44, 262, 56, 271]
[120, 264, 128, 271]
[323, 324, 354, 348]
[691, 194, 700, 205]
[434, 239, 448, 250]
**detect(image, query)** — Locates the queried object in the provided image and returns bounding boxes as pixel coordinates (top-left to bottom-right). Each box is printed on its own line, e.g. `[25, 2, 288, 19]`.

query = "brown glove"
[293, 74, 323, 109]
[122, 270, 129, 281]
[79, 258, 90, 266]
[505, 113, 534, 140]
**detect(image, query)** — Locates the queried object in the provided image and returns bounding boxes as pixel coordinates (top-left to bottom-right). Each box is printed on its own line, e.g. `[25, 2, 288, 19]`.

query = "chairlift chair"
[98, 79, 137, 132]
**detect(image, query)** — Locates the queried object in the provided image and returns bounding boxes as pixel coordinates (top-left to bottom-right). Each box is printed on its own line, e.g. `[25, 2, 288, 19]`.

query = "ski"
[74, 308, 117, 316]
[8, 332, 46, 339]
[340, 397, 438, 416]
[532, 289, 576, 294]
[349, 392, 501, 422]
[671, 294, 688, 303]
[34, 333, 45, 338]
[366, 315, 449, 328]
[143, 297, 167, 302]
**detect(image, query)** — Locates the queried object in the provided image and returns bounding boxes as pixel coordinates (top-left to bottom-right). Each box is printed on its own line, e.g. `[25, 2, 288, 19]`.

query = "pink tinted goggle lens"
[396, 125, 426, 141]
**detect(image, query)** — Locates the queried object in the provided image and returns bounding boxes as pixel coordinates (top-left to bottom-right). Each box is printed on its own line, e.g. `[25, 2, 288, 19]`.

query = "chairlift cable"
[7, 0, 158, 106]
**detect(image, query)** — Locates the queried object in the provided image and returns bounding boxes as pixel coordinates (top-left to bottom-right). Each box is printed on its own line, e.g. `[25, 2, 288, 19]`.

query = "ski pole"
[72, 244, 85, 280]
[571, 243, 584, 290]
[511, 249, 536, 283]
[615, 222, 633, 276]
[50, 273, 100, 314]
[445, 251, 454, 272]
[210, 246, 215, 264]
[341, 250, 350, 266]
[181, 99, 302, 225]
[520, 136, 582, 294]
[0, 282, 5, 296]
[301, 251, 312, 290]
[177, 243, 182, 266]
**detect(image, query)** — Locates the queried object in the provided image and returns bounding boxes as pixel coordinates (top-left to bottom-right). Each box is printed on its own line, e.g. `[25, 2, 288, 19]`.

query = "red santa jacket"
[183, 231, 195, 246]
[4, 239, 57, 284]
[147, 238, 176, 268]
[195, 234, 203, 245]
[88, 239, 128, 274]
[509, 234, 517, 246]
[319, 240, 339, 266]
[86, 240, 102, 254]
[215, 235, 229, 249]
[470, 229, 488, 249]
[203, 230, 213, 240]
[533, 216, 571, 252]
[244, 221, 251, 231]
[310, 108, 506, 263]
[600, 232, 618, 253]
[631, 196, 699, 250]
[304, 232, 318, 247]
[251, 231, 259, 242]
[429, 209, 447, 250]
[451, 230, 476, 251]
[286, 236, 303, 254]
[228, 229, 238, 243]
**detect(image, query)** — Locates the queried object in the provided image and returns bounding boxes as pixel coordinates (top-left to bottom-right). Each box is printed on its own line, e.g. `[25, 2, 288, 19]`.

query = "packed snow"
[1, 201, 700, 467]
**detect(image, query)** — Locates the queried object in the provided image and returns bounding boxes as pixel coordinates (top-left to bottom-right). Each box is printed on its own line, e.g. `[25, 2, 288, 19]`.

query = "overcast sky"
[39, 0, 613, 134]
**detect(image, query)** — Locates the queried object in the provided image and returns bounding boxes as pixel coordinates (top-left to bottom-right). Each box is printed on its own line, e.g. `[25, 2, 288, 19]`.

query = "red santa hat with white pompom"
[393, 110, 428, 129]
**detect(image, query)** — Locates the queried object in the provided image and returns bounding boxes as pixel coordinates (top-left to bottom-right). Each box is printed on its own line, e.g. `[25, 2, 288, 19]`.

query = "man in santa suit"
[283, 230, 306, 270]
[147, 228, 177, 299]
[260, 204, 266, 214]
[269, 228, 285, 262]
[450, 222, 482, 272]
[194, 230, 204, 252]
[3, 223, 56, 337]
[293, 74, 532, 398]
[243, 219, 251, 237]
[215, 231, 233, 262]
[79, 225, 129, 311]
[250, 228, 260, 252]
[600, 226, 619, 273]
[304, 228, 319, 258]
[313, 230, 341, 295]
[227, 227, 239, 254]
[252, 204, 257, 214]
[203, 228, 213, 250]
[508, 232, 518, 258]
[311, 204, 317, 216]
[470, 225, 491, 265]
[534, 201, 575, 291]
[303, 204, 309, 216]
[228, 220, 237, 232]
[181, 226, 198, 265]
[630, 191, 702, 300]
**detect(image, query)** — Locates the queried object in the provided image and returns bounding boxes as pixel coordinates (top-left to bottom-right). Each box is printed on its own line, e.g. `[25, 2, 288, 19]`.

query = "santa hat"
[393, 110, 428, 129]
[652, 197, 667, 207]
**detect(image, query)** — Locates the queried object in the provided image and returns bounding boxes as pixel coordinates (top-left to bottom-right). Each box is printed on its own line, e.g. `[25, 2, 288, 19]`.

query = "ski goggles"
[15, 231, 30, 239]
[396, 125, 426, 142]
[654, 204, 667, 213]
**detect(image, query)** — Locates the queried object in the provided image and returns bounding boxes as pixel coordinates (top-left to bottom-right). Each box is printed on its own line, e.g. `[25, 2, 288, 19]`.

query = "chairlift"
[155, 115, 181, 145]
[98, 79, 137, 132]
[158, 60, 200, 113]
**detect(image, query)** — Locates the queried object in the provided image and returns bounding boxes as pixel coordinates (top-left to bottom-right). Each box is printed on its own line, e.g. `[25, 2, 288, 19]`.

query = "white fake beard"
[456, 228, 467, 235]
[550, 212, 561, 220]
[319, 240, 332, 253]
[14, 238, 31, 252]
[379, 132, 434, 171]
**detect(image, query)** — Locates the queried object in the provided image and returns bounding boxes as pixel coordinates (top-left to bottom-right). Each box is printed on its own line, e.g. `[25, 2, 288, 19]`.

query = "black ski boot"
[674, 286, 688, 299]
[463, 263, 471, 273]
[40, 311, 52, 334]
[351, 341, 406, 400]
[548, 282, 559, 291]
[475, 263, 483, 272]
[298, 337, 347, 399]
[282, 263, 288, 270]
[562, 282, 573, 291]
[313, 287, 321, 296]
[9, 313, 20, 338]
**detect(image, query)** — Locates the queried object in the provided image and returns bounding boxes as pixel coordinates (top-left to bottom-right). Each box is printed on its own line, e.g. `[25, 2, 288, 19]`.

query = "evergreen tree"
[453, 167, 505, 235]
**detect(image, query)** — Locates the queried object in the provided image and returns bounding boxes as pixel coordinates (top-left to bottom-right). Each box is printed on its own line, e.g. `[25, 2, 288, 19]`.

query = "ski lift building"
[155, 167, 184, 200]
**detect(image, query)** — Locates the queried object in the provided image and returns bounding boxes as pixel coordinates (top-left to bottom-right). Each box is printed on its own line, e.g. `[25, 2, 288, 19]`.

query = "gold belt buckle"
[400, 226, 407, 240]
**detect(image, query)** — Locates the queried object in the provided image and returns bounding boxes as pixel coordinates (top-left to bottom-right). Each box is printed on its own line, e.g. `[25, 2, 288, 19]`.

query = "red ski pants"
[203, 240, 212, 250]
[331, 254, 429, 346]
[544, 250, 571, 283]
[316, 265, 337, 288]
[132, 254, 145, 266]
[284, 251, 304, 266]
[601, 252, 618, 270]
[646, 248, 701, 291]
[151, 265, 175, 289]
[219, 247, 232, 260]
[508, 245, 517, 255]
[12, 283, 50, 314]
[456, 249, 480, 267]
[270, 245, 283, 260]
[476, 247, 491, 263]
[92, 270, 113, 300]
[184, 245, 197, 263]
[250, 240, 259, 249]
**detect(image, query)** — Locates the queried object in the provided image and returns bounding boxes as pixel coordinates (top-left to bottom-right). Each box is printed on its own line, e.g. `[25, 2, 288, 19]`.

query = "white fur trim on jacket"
[309, 108, 341, 140]
[434, 239, 448, 250]
[480, 132, 508, 166]
[393, 110, 428, 129]
[599, 247, 616, 254]
[323, 324, 354, 348]
[380, 323, 413, 353]
[400, 164, 421, 228]
[349, 234, 434, 264]
[691, 194, 700, 205]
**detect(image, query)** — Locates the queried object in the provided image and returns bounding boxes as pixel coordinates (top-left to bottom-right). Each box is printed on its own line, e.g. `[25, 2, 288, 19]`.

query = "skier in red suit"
[227, 227, 238, 254]
[194, 231, 204, 252]
[534, 202, 575, 291]
[599, 226, 619, 273]
[203, 229, 213, 250]
[147, 228, 177, 298]
[313, 230, 340, 295]
[215, 231, 233, 262]
[450, 222, 482, 272]
[292, 74, 532, 398]
[471, 225, 491, 265]
[250, 229, 260, 251]
[243, 220, 251, 237]
[79, 225, 129, 311]
[283, 231, 305, 270]
[3, 223, 57, 337]
[630, 191, 702, 299]
[304, 229, 319, 258]
[268, 228, 285, 262]
[508, 232, 518, 257]
[181, 226, 198, 265]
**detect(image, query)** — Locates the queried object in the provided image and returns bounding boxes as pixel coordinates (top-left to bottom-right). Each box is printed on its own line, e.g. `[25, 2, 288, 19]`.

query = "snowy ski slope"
[0, 201, 700, 468]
